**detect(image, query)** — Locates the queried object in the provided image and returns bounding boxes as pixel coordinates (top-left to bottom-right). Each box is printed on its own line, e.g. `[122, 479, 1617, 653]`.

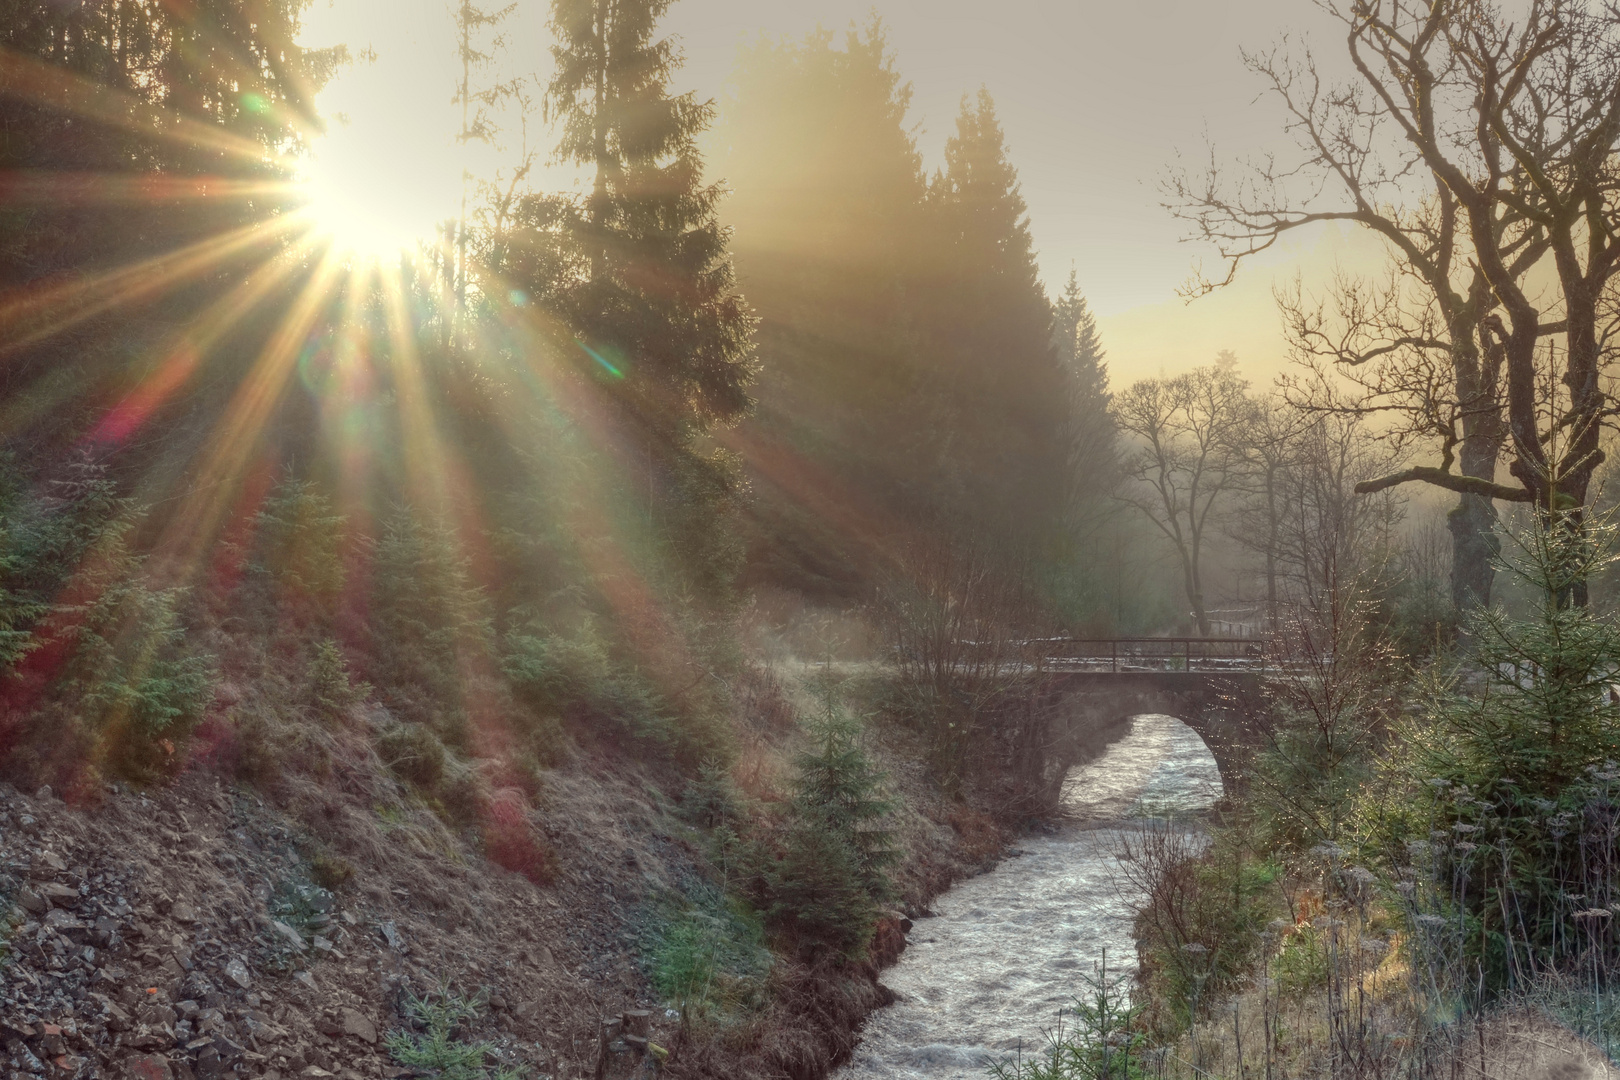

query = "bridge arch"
[1044, 671, 1266, 795]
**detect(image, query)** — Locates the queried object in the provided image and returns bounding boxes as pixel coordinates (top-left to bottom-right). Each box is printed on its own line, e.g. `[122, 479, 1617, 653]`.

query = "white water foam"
[833, 714, 1221, 1080]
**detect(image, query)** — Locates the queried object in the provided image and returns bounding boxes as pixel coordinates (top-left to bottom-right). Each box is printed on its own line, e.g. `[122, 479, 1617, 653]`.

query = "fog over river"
[835, 714, 1223, 1080]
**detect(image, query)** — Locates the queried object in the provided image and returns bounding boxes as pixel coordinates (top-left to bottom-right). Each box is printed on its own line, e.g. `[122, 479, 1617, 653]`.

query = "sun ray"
[0, 211, 312, 360]
[378, 272, 457, 516]
[153, 242, 347, 585]
[0, 169, 291, 208]
[79, 244, 316, 450]
[0, 45, 289, 168]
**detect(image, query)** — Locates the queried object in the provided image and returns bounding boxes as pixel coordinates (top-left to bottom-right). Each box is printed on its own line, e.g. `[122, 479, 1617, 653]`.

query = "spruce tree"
[924, 89, 1071, 557]
[542, 0, 754, 433]
[715, 22, 930, 596]
[1052, 270, 1116, 512]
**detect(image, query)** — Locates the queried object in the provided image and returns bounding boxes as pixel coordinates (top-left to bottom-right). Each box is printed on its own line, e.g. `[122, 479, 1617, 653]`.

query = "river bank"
[833, 715, 1222, 1080]
[0, 679, 1141, 1080]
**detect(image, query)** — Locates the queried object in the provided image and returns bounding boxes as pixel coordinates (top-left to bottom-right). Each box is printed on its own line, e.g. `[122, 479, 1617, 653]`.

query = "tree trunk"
[589, 0, 609, 285]
[1182, 551, 1210, 637]
[1447, 316, 1505, 614]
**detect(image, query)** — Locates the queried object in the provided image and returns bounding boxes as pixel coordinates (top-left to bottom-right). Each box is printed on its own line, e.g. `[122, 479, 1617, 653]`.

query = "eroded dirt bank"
[0, 706, 1135, 1080]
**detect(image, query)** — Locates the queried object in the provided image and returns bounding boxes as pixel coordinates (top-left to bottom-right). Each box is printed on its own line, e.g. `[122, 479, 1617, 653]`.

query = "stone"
[338, 1008, 376, 1045]
[291, 971, 316, 991]
[138, 1004, 178, 1029]
[268, 921, 306, 953]
[170, 903, 197, 924]
[40, 883, 78, 905]
[223, 959, 251, 990]
[48, 1055, 84, 1080]
[124, 1053, 174, 1080]
[193, 1045, 223, 1080]
[43, 910, 83, 931]
[18, 888, 48, 915]
[299, 1069, 336, 1080]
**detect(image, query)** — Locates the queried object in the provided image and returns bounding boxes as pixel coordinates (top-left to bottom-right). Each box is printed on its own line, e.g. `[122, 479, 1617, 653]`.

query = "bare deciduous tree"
[1113, 366, 1250, 635]
[1171, 0, 1620, 607]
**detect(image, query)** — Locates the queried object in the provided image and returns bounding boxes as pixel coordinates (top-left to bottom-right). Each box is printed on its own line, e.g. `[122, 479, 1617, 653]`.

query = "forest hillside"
[5, 2, 1620, 1080]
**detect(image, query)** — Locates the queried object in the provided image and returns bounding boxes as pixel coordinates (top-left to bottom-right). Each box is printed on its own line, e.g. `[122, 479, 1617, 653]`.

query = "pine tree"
[542, 0, 754, 433]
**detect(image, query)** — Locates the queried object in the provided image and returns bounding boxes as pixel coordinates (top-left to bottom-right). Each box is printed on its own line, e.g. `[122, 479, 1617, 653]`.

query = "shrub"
[1272, 924, 1330, 994]
[790, 695, 897, 899]
[369, 506, 491, 733]
[874, 540, 1047, 790]
[681, 757, 745, 831]
[501, 611, 693, 750]
[989, 952, 1148, 1080]
[500, 615, 613, 714]
[58, 564, 217, 783]
[308, 638, 367, 724]
[386, 988, 516, 1080]
[643, 883, 772, 1027]
[767, 816, 878, 960]
[0, 453, 214, 784]
[1378, 515, 1620, 990]
[379, 724, 447, 790]
[237, 477, 346, 628]
[1116, 823, 1277, 1039]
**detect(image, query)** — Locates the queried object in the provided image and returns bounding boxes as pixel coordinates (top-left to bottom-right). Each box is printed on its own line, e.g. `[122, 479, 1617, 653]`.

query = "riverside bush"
[989, 952, 1148, 1080]
[1118, 823, 1278, 1038]
[1374, 515, 1620, 992]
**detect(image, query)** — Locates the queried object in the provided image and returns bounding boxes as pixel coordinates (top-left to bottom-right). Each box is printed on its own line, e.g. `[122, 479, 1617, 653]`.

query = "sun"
[298, 127, 454, 261]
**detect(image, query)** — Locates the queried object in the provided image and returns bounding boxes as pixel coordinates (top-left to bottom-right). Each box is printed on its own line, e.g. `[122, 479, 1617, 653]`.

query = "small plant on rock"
[386, 987, 519, 1080]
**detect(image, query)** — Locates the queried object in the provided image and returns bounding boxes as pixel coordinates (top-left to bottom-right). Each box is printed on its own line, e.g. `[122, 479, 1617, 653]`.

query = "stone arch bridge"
[1027, 638, 1272, 794]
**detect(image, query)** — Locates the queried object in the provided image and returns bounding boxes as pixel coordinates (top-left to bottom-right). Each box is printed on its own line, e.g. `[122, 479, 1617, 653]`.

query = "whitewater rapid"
[834, 714, 1222, 1080]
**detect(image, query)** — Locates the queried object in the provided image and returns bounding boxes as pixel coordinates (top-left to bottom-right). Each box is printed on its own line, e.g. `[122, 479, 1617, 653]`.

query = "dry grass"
[1155, 940, 1619, 1080]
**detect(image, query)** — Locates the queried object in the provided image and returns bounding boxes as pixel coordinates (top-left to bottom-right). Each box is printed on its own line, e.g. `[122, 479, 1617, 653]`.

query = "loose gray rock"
[338, 1007, 376, 1045]
[269, 920, 307, 952]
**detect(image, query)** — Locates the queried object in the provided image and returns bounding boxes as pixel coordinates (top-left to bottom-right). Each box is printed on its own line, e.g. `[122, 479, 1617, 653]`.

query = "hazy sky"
[301, 0, 1360, 381]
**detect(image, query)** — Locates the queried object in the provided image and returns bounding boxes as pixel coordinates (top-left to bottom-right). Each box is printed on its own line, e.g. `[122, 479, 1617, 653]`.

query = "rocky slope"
[0, 715, 1052, 1080]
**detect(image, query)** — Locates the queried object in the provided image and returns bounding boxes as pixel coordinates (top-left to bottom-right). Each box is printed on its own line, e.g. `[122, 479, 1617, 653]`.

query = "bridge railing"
[1031, 637, 1267, 673]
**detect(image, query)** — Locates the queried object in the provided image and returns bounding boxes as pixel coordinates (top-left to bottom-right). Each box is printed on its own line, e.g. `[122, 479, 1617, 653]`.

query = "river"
[834, 713, 1223, 1080]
